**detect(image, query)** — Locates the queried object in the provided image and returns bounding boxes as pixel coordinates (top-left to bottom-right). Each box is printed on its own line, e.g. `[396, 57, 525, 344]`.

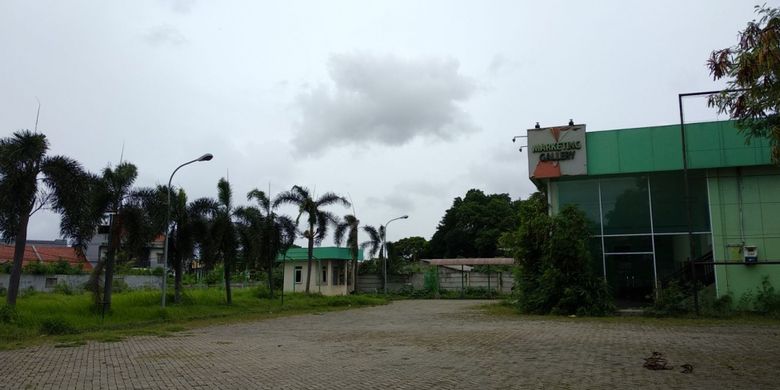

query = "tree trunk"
[305, 224, 314, 294]
[6, 212, 31, 306]
[174, 254, 183, 304]
[267, 262, 274, 299]
[224, 260, 232, 305]
[352, 255, 358, 294]
[102, 219, 121, 313]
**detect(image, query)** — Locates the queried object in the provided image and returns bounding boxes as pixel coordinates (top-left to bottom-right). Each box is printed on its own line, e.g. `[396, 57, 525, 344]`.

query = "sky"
[0, 0, 770, 248]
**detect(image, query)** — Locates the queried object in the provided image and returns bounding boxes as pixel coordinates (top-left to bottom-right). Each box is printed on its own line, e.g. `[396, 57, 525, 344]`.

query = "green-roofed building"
[278, 247, 363, 296]
[528, 120, 779, 307]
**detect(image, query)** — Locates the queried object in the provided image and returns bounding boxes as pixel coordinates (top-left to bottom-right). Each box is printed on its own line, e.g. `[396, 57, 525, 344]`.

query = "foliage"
[53, 283, 77, 295]
[0, 305, 18, 324]
[22, 260, 85, 275]
[39, 317, 78, 335]
[754, 277, 780, 316]
[273, 185, 350, 293]
[0, 130, 98, 306]
[647, 281, 690, 317]
[0, 289, 388, 349]
[500, 193, 614, 316]
[708, 4, 780, 163]
[423, 266, 439, 293]
[429, 189, 520, 258]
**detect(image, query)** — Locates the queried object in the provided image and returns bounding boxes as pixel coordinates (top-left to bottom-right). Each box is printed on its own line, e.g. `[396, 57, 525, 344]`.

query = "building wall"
[708, 165, 780, 301]
[0, 274, 161, 292]
[282, 260, 350, 296]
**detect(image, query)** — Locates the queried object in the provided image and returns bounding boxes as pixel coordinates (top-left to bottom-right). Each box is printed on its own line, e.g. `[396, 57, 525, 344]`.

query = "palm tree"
[0, 131, 98, 306]
[361, 224, 385, 289]
[88, 163, 167, 312]
[191, 178, 238, 304]
[236, 189, 296, 298]
[273, 186, 350, 293]
[168, 187, 196, 304]
[334, 215, 380, 293]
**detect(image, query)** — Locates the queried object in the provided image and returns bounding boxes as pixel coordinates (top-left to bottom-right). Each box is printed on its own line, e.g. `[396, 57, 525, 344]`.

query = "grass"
[0, 288, 387, 350]
[479, 301, 780, 327]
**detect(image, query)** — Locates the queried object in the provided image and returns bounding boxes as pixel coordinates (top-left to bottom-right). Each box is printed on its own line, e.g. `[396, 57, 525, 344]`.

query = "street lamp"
[383, 215, 409, 294]
[162, 153, 213, 308]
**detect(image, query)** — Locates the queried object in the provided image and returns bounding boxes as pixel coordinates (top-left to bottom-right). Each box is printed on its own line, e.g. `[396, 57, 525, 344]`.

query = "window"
[321, 265, 328, 285]
[294, 266, 302, 283]
[332, 263, 346, 285]
[45, 277, 57, 289]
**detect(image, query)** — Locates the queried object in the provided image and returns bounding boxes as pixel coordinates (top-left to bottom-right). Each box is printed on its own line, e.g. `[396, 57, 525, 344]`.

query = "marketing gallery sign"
[527, 124, 587, 179]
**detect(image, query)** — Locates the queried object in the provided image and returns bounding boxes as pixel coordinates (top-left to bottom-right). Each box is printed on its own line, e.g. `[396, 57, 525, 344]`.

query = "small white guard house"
[278, 247, 363, 296]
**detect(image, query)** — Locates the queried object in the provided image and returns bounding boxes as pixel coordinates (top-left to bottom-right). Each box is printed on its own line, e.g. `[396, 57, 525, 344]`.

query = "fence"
[0, 274, 162, 293]
[357, 268, 514, 295]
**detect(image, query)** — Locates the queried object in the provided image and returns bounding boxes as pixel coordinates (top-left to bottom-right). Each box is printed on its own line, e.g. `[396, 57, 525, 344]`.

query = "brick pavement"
[1, 300, 779, 389]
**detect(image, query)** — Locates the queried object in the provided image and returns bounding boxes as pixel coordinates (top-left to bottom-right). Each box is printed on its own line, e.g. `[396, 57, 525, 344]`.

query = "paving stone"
[1, 300, 779, 389]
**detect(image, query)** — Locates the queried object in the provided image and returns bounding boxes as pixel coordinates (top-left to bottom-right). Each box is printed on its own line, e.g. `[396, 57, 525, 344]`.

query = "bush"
[500, 195, 614, 316]
[254, 284, 271, 299]
[0, 304, 18, 324]
[53, 282, 77, 295]
[112, 278, 130, 293]
[648, 281, 690, 317]
[39, 317, 78, 335]
[754, 277, 780, 316]
[22, 260, 85, 275]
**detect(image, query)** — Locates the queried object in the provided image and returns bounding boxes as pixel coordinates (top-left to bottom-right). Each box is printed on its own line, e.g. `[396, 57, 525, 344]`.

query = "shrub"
[39, 317, 78, 335]
[648, 281, 690, 317]
[0, 304, 18, 324]
[53, 282, 76, 295]
[112, 278, 130, 293]
[254, 284, 271, 299]
[754, 277, 780, 316]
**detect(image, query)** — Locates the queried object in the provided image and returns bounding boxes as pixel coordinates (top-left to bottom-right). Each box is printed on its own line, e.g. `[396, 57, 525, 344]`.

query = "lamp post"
[162, 153, 213, 308]
[383, 215, 408, 294]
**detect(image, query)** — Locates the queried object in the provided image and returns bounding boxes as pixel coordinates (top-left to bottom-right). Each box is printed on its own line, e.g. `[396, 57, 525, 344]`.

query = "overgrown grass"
[0, 288, 387, 350]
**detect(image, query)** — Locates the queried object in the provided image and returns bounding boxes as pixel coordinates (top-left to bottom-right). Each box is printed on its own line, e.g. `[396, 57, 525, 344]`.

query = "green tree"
[235, 189, 296, 298]
[191, 178, 238, 304]
[88, 164, 167, 312]
[0, 131, 99, 306]
[500, 193, 613, 316]
[167, 187, 196, 304]
[334, 215, 380, 293]
[390, 236, 430, 262]
[708, 4, 780, 163]
[429, 189, 519, 258]
[273, 186, 350, 293]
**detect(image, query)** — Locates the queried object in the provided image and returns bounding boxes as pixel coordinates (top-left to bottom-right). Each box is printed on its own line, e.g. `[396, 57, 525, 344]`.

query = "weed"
[39, 318, 78, 335]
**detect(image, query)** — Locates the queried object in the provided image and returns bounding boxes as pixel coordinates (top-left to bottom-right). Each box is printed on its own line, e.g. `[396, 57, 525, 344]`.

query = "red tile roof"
[0, 244, 92, 270]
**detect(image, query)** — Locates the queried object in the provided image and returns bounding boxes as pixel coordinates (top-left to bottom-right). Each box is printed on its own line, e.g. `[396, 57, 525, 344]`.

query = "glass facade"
[553, 170, 713, 302]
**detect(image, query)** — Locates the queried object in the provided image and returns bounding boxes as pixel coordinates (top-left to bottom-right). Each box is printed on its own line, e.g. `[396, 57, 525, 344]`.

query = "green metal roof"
[276, 247, 364, 262]
[585, 120, 772, 176]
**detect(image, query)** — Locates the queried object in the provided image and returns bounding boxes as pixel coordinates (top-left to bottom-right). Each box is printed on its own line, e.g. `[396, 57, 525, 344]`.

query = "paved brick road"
[2, 300, 779, 389]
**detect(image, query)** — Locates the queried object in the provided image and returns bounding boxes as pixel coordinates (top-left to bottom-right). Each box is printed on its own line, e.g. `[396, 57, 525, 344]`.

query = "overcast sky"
[0, 1, 767, 248]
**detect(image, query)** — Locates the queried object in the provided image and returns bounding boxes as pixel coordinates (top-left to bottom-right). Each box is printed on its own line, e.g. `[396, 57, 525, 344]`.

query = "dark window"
[45, 277, 57, 288]
[294, 266, 302, 283]
[557, 179, 601, 234]
[650, 172, 710, 233]
[601, 177, 651, 235]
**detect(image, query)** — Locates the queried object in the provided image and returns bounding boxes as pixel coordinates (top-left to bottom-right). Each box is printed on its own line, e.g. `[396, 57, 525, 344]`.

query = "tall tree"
[235, 189, 296, 298]
[390, 236, 430, 263]
[88, 163, 167, 312]
[273, 186, 350, 293]
[708, 4, 780, 163]
[360, 224, 384, 285]
[429, 189, 520, 258]
[191, 178, 238, 304]
[168, 187, 196, 304]
[334, 215, 378, 293]
[0, 131, 98, 306]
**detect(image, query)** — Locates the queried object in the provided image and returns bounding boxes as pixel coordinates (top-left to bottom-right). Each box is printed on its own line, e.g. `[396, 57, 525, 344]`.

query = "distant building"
[529, 120, 779, 305]
[83, 214, 165, 269]
[0, 240, 92, 271]
[278, 247, 362, 296]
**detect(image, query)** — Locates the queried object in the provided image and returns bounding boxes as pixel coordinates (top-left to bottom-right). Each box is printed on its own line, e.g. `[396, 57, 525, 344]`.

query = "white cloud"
[143, 25, 187, 46]
[293, 53, 478, 155]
